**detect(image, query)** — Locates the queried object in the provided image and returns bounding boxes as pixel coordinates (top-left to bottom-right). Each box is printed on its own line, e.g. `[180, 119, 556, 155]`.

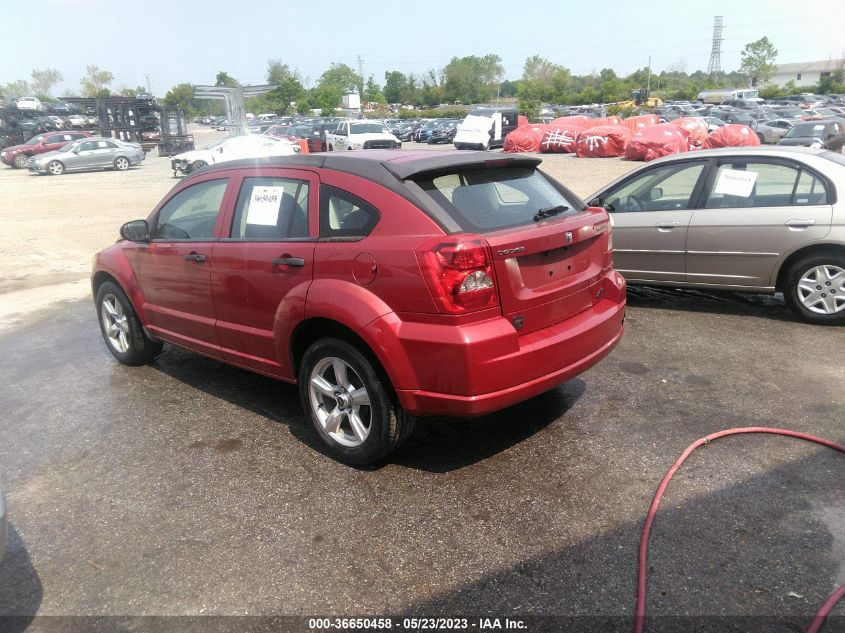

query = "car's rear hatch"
[396, 155, 611, 333]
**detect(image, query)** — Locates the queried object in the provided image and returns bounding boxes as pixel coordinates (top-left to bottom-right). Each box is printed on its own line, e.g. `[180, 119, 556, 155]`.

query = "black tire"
[298, 338, 414, 465]
[113, 156, 130, 171]
[782, 252, 845, 325]
[12, 154, 28, 169]
[191, 160, 207, 173]
[46, 160, 64, 176]
[95, 281, 163, 364]
[756, 133, 765, 144]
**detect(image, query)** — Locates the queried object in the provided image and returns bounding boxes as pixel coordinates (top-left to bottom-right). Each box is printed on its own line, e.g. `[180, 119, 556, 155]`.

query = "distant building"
[769, 59, 844, 88]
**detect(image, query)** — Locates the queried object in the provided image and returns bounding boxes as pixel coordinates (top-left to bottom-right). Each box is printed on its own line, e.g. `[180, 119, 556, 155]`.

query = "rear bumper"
[371, 272, 626, 417]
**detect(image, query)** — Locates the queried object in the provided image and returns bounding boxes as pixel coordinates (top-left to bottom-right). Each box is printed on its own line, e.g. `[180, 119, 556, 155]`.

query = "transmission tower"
[707, 16, 724, 78]
[357, 55, 365, 92]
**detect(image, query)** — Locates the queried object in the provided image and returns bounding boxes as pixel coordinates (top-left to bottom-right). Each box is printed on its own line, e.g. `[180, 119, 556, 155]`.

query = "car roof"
[646, 145, 830, 165]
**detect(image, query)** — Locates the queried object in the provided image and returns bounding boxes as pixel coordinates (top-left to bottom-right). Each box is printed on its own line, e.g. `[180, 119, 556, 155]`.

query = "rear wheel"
[12, 154, 28, 169]
[783, 253, 845, 325]
[299, 338, 414, 465]
[95, 281, 163, 364]
[113, 156, 130, 171]
[47, 160, 64, 175]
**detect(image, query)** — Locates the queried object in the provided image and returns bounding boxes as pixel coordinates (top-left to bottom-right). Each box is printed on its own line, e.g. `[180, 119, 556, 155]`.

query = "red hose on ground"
[635, 427, 845, 633]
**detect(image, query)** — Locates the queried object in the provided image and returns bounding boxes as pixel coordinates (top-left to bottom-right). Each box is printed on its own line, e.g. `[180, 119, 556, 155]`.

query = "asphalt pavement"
[0, 289, 843, 633]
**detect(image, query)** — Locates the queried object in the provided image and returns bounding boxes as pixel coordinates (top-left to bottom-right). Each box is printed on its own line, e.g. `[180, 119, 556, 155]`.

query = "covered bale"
[702, 124, 762, 148]
[624, 123, 690, 161]
[539, 124, 585, 153]
[575, 125, 632, 158]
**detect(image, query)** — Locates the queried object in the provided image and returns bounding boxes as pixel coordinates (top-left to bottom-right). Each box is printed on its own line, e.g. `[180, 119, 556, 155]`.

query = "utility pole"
[356, 55, 364, 115]
[646, 55, 651, 93]
[144, 74, 153, 95]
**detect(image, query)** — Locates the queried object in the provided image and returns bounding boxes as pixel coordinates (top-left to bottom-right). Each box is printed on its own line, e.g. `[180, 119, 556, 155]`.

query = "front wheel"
[96, 281, 163, 364]
[12, 154, 28, 169]
[298, 338, 414, 465]
[114, 156, 130, 171]
[783, 253, 845, 325]
[191, 160, 207, 172]
[47, 160, 64, 175]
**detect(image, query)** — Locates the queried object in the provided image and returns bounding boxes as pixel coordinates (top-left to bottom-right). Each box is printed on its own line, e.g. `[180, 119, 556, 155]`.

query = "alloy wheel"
[797, 264, 845, 315]
[47, 161, 63, 175]
[100, 294, 131, 353]
[308, 356, 372, 447]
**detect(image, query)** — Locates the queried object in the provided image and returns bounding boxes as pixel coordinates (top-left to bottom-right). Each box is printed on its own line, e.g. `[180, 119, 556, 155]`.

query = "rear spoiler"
[382, 152, 542, 180]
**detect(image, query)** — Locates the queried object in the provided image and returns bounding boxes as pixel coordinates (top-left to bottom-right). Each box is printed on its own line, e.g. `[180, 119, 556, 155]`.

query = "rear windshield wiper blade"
[533, 205, 569, 222]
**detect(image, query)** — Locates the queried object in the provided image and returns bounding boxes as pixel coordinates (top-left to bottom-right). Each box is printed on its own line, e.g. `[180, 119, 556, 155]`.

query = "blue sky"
[1, 0, 844, 96]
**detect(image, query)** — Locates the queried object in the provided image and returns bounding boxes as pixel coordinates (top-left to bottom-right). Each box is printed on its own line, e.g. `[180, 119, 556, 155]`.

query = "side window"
[103, 141, 118, 149]
[704, 161, 821, 208]
[230, 177, 310, 240]
[604, 162, 705, 212]
[320, 186, 380, 238]
[45, 134, 64, 143]
[78, 141, 97, 152]
[154, 179, 228, 240]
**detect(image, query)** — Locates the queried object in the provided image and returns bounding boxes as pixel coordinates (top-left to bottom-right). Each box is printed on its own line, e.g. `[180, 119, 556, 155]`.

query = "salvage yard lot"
[0, 127, 843, 631]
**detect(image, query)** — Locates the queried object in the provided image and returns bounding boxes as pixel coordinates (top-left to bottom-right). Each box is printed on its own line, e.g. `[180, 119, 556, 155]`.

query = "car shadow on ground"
[0, 525, 43, 630]
[626, 286, 796, 322]
[150, 346, 584, 473]
[397, 449, 845, 633]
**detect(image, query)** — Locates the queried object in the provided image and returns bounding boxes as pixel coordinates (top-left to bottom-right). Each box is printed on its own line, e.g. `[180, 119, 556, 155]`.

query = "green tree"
[318, 63, 362, 96]
[215, 71, 239, 88]
[249, 77, 306, 115]
[266, 60, 298, 85]
[312, 84, 342, 116]
[739, 37, 778, 87]
[80, 65, 113, 97]
[443, 55, 503, 103]
[363, 75, 385, 104]
[164, 83, 198, 117]
[516, 81, 542, 120]
[2, 80, 31, 97]
[30, 68, 63, 97]
[383, 71, 407, 103]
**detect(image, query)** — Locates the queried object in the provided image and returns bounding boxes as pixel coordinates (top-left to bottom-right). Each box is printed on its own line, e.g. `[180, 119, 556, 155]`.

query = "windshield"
[785, 123, 827, 139]
[350, 123, 388, 134]
[416, 167, 580, 233]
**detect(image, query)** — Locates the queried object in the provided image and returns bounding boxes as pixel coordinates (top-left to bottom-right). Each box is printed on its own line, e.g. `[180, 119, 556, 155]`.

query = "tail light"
[416, 237, 499, 314]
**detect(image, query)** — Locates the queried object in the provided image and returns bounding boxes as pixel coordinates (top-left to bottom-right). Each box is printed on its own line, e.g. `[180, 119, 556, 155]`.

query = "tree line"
[4, 38, 843, 119]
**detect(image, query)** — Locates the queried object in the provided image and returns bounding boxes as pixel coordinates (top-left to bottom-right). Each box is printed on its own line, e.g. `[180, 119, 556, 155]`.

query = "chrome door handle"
[183, 252, 207, 262]
[655, 221, 680, 229]
[785, 219, 815, 228]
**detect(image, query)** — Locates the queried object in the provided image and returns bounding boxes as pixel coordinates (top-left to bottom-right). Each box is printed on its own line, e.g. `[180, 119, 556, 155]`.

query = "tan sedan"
[588, 146, 845, 325]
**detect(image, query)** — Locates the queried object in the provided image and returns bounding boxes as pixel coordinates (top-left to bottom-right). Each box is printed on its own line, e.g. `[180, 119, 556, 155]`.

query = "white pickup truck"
[326, 120, 401, 151]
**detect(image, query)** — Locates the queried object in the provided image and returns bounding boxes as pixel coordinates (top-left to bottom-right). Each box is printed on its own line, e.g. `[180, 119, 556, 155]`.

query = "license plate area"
[518, 241, 592, 289]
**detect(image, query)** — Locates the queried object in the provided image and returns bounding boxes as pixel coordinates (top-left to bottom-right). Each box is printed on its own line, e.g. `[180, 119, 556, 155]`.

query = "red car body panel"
[93, 153, 625, 418]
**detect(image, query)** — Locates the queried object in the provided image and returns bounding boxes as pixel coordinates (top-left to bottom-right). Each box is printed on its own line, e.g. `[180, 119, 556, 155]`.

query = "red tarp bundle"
[671, 117, 709, 147]
[621, 114, 659, 134]
[702, 124, 762, 148]
[551, 115, 591, 128]
[586, 116, 624, 129]
[517, 115, 528, 128]
[539, 124, 586, 153]
[624, 123, 690, 161]
[576, 125, 632, 158]
[503, 125, 548, 153]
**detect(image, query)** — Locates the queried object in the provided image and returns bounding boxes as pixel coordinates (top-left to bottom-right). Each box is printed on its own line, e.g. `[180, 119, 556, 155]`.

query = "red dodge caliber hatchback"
[93, 151, 625, 464]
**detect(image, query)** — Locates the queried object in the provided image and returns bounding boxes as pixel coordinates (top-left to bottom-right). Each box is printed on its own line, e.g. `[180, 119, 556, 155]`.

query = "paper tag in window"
[714, 169, 757, 197]
[246, 186, 285, 226]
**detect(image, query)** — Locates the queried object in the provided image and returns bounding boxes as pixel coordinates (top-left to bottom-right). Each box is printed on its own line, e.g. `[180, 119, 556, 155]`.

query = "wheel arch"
[290, 318, 398, 406]
[775, 242, 845, 291]
[91, 256, 150, 324]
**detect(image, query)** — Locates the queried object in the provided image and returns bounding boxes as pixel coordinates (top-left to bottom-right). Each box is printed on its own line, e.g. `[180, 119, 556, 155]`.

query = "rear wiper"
[533, 205, 569, 222]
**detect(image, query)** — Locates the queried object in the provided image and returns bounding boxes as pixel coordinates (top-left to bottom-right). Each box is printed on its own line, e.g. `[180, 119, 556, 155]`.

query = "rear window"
[416, 167, 581, 232]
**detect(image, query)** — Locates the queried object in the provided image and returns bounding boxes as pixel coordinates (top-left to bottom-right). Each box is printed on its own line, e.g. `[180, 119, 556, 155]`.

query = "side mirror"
[72, 146, 81, 154]
[649, 187, 664, 201]
[217, 147, 224, 153]
[120, 219, 150, 242]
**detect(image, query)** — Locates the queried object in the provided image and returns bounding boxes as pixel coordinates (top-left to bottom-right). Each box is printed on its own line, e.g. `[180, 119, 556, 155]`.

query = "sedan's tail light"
[416, 237, 499, 314]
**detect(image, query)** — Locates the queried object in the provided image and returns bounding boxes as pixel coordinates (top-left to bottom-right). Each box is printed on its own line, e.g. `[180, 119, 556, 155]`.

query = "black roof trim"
[381, 151, 542, 180]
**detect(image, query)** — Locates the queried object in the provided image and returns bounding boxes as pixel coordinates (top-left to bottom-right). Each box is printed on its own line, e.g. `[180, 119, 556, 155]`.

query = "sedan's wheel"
[12, 154, 28, 169]
[47, 160, 64, 175]
[756, 133, 765, 144]
[783, 254, 845, 325]
[95, 281, 163, 364]
[114, 156, 130, 171]
[299, 338, 414, 465]
[191, 160, 207, 172]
